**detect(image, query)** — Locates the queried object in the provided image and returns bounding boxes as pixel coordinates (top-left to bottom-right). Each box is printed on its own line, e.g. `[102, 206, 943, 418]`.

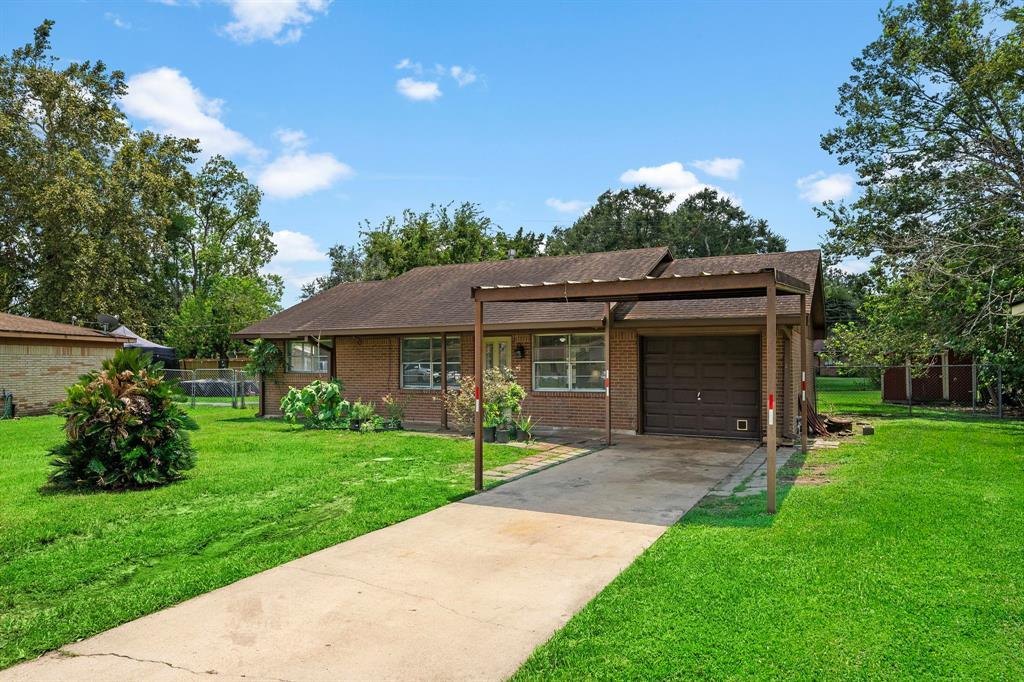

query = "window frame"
[286, 340, 331, 374]
[400, 335, 461, 390]
[532, 333, 606, 393]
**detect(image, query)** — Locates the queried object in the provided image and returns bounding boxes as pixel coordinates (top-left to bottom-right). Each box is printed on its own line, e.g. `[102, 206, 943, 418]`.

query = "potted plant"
[349, 401, 376, 431]
[496, 418, 514, 443]
[513, 415, 537, 441]
[483, 404, 501, 442]
[381, 393, 407, 430]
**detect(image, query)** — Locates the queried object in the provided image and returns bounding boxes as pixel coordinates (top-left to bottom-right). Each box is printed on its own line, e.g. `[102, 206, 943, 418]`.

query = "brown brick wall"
[260, 325, 806, 439]
[0, 339, 119, 416]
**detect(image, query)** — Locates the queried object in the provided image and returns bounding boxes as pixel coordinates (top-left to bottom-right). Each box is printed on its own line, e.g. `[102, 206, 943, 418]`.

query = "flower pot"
[516, 428, 532, 441]
[483, 426, 496, 442]
[496, 428, 511, 444]
[349, 419, 362, 432]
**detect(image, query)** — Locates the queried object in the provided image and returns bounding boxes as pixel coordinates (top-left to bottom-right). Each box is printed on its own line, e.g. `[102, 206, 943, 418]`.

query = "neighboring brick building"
[0, 313, 129, 416]
[236, 248, 826, 442]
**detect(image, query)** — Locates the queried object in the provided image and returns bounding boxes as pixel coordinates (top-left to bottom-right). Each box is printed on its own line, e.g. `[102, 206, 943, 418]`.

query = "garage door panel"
[643, 335, 760, 438]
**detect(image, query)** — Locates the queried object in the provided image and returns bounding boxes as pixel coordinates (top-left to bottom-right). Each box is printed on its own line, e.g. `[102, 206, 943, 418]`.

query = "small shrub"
[349, 401, 376, 421]
[443, 368, 526, 429]
[281, 380, 349, 428]
[245, 339, 282, 378]
[381, 393, 408, 428]
[48, 348, 198, 489]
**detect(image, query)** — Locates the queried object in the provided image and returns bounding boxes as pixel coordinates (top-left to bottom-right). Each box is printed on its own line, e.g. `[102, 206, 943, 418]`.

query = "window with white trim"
[533, 333, 605, 391]
[401, 336, 461, 389]
[286, 341, 330, 373]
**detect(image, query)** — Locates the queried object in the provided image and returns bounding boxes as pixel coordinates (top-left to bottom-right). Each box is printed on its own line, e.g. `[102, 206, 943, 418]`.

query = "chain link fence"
[814, 363, 1015, 419]
[164, 368, 260, 409]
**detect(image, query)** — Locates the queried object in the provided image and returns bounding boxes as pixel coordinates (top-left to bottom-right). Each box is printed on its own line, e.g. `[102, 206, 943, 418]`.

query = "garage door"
[642, 335, 760, 438]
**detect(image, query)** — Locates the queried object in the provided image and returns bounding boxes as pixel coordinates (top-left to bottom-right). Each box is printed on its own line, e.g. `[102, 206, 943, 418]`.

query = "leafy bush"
[48, 348, 198, 489]
[281, 380, 349, 428]
[443, 368, 526, 429]
[245, 338, 282, 377]
[349, 401, 376, 422]
[381, 393, 407, 428]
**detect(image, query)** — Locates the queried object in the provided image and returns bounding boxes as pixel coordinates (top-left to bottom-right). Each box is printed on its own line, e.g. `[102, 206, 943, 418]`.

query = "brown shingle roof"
[619, 249, 822, 322]
[235, 247, 823, 337]
[0, 312, 129, 342]
[236, 247, 671, 336]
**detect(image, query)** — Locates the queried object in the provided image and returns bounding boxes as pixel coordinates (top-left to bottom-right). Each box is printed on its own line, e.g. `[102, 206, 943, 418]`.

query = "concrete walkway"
[2, 435, 755, 682]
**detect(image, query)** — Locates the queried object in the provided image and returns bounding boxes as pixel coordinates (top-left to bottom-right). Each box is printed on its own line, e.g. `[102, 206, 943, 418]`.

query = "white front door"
[484, 337, 512, 372]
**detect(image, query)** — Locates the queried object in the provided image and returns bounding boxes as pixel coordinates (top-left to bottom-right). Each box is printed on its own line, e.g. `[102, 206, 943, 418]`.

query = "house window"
[401, 336, 461, 389]
[287, 341, 331, 373]
[533, 333, 605, 392]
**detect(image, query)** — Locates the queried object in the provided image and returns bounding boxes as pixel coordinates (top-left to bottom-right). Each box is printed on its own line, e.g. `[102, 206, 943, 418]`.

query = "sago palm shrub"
[48, 348, 198, 489]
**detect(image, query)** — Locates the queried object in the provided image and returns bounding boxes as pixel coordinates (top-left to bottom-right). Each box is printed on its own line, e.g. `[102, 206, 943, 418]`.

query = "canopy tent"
[111, 325, 178, 368]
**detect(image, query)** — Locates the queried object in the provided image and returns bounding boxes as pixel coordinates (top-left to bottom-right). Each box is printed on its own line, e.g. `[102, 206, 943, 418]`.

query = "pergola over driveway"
[471, 267, 813, 514]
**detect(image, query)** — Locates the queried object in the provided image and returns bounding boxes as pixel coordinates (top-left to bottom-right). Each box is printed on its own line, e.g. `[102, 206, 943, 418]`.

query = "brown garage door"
[642, 335, 760, 438]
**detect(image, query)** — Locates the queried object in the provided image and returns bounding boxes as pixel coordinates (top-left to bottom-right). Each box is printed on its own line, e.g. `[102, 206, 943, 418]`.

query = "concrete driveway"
[2, 435, 755, 682]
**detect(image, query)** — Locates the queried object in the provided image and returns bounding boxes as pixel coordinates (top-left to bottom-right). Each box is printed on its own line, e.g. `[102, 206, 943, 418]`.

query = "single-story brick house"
[0, 312, 129, 416]
[234, 247, 825, 442]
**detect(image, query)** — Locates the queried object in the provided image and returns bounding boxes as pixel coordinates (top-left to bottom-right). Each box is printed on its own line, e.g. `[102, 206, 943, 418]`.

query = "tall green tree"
[302, 203, 544, 298]
[819, 0, 1024, 382]
[545, 186, 786, 257]
[0, 21, 196, 332]
[167, 276, 282, 365]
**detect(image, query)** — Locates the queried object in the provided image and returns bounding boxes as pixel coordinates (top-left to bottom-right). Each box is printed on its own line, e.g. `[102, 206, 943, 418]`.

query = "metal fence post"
[971, 359, 977, 414]
[231, 369, 238, 409]
[240, 370, 246, 409]
[191, 369, 196, 409]
[997, 366, 1003, 419]
[905, 358, 913, 416]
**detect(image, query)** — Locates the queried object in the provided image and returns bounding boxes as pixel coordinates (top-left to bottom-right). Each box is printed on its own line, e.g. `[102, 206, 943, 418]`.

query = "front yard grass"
[515, 413, 1024, 679]
[0, 408, 523, 670]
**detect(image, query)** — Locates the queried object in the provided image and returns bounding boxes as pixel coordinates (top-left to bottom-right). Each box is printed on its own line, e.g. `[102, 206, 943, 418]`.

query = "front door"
[642, 335, 760, 438]
[484, 337, 512, 372]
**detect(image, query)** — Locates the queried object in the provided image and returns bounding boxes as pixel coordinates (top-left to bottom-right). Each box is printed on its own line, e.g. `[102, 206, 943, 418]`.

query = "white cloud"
[122, 67, 262, 160]
[796, 171, 854, 202]
[259, 151, 353, 199]
[105, 12, 132, 29]
[271, 230, 328, 262]
[450, 65, 477, 87]
[692, 157, 743, 180]
[395, 58, 423, 74]
[275, 128, 308, 151]
[620, 161, 722, 208]
[396, 77, 442, 101]
[223, 0, 330, 45]
[545, 198, 588, 214]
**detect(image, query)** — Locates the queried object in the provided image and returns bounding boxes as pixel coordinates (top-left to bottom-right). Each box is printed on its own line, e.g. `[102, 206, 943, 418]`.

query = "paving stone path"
[484, 434, 606, 481]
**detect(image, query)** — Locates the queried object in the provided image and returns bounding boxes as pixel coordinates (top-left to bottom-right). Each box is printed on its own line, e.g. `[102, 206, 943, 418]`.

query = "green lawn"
[515, 404, 1024, 678]
[0, 408, 523, 669]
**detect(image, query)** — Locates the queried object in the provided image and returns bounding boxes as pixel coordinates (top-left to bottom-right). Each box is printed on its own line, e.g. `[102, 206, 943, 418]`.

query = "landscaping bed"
[0, 407, 523, 669]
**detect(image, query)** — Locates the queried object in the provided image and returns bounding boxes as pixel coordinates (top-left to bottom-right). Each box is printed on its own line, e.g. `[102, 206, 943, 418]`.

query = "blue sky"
[2, 0, 885, 305]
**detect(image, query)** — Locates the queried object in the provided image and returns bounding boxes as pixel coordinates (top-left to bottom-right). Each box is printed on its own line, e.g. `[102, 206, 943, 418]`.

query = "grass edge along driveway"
[0, 408, 523, 670]
[514, 414, 1024, 680]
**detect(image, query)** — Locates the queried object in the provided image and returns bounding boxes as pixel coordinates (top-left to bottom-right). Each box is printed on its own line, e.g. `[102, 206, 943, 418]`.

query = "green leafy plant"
[483, 403, 503, 428]
[443, 367, 527, 429]
[381, 393, 408, 428]
[280, 380, 349, 428]
[245, 339, 282, 378]
[514, 414, 537, 438]
[47, 348, 198, 489]
[349, 401, 377, 422]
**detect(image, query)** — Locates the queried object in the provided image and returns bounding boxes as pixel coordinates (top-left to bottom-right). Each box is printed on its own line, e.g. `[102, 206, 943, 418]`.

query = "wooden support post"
[766, 280, 777, 514]
[800, 294, 808, 454]
[473, 301, 484, 492]
[605, 302, 612, 447]
[440, 331, 448, 430]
